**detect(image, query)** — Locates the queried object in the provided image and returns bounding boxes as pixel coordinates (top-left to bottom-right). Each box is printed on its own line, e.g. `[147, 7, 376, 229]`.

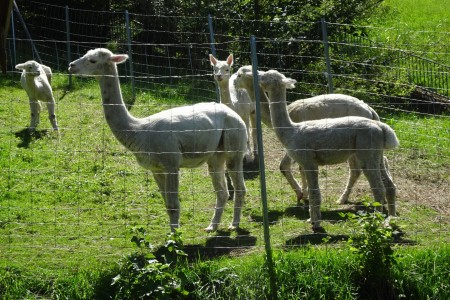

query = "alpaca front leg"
[29, 100, 41, 131]
[304, 167, 324, 233]
[46, 98, 59, 130]
[242, 118, 253, 165]
[206, 158, 228, 232]
[337, 156, 361, 204]
[250, 113, 259, 164]
[153, 171, 180, 232]
[279, 153, 304, 204]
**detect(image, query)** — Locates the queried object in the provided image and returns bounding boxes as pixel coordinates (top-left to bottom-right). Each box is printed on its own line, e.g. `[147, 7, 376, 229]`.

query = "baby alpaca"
[16, 60, 58, 131]
[259, 69, 398, 232]
[69, 48, 248, 232]
[210, 54, 256, 164]
[235, 65, 387, 205]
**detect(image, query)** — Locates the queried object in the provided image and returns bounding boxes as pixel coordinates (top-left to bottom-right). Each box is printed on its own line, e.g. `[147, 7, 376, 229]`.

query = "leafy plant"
[341, 202, 399, 300]
[111, 227, 189, 299]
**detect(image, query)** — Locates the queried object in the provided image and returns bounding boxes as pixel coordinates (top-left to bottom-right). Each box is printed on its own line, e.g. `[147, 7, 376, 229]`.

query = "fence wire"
[1, 1, 449, 272]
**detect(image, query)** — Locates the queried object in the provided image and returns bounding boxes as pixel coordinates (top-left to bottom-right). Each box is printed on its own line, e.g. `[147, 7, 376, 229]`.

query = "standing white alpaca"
[209, 54, 256, 164]
[235, 65, 387, 205]
[15, 60, 59, 131]
[259, 69, 398, 232]
[69, 48, 248, 232]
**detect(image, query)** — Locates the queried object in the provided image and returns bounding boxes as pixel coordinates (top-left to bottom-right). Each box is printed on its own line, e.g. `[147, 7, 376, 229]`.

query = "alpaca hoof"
[205, 224, 218, 233]
[337, 198, 348, 205]
[228, 224, 239, 231]
[312, 226, 326, 234]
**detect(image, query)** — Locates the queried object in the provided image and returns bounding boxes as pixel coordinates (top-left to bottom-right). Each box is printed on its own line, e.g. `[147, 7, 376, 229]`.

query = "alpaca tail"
[378, 122, 400, 150]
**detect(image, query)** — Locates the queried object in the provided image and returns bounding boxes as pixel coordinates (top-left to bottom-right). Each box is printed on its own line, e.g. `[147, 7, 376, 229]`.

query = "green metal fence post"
[250, 35, 278, 300]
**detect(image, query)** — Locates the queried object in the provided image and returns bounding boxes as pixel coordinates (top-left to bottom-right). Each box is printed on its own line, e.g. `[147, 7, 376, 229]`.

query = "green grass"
[1, 243, 449, 299]
[380, 0, 450, 31]
[0, 73, 448, 278]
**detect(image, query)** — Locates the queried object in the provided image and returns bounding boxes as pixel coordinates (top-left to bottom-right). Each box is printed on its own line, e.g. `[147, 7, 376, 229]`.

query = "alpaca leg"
[153, 170, 180, 232]
[337, 155, 362, 204]
[205, 155, 229, 232]
[361, 161, 386, 213]
[242, 117, 253, 164]
[279, 153, 304, 204]
[304, 165, 323, 232]
[29, 100, 41, 131]
[380, 156, 396, 216]
[46, 98, 59, 130]
[227, 156, 246, 230]
[299, 166, 308, 203]
[250, 112, 259, 163]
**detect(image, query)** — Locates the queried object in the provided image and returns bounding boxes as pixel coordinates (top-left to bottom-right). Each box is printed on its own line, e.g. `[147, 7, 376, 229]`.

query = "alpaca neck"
[217, 79, 233, 106]
[267, 87, 294, 142]
[98, 65, 138, 146]
[259, 87, 273, 127]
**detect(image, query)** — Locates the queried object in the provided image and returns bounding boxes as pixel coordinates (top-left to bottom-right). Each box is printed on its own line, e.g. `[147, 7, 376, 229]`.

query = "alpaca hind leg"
[279, 153, 304, 204]
[380, 156, 396, 216]
[304, 166, 324, 232]
[153, 170, 180, 232]
[337, 155, 362, 204]
[205, 155, 229, 232]
[226, 156, 246, 230]
[46, 98, 59, 130]
[361, 162, 386, 213]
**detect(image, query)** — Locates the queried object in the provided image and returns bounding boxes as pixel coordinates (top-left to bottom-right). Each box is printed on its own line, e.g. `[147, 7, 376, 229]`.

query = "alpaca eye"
[88, 59, 97, 64]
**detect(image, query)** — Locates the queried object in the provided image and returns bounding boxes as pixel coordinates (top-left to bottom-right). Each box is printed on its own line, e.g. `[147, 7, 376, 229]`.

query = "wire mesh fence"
[1, 1, 449, 273]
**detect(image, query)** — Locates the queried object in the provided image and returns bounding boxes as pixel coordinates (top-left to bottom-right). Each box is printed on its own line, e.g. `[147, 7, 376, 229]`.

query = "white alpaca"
[235, 65, 387, 205]
[259, 69, 398, 232]
[209, 54, 256, 163]
[15, 60, 59, 131]
[69, 48, 247, 232]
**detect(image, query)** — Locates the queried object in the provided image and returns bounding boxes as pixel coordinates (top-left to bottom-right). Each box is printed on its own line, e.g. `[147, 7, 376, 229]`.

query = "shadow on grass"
[15, 128, 49, 148]
[155, 228, 257, 262]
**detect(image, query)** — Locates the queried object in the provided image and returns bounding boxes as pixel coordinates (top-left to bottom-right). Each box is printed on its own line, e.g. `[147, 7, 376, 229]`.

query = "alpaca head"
[234, 65, 255, 91]
[16, 60, 44, 76]
[68, 48, 128, 76]
[258, 70, 296, 98]
[209, 53, 233, 82]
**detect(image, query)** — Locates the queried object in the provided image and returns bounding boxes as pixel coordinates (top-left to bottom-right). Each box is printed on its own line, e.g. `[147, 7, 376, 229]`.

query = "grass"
[379, 0, 450, 31]
[0, 73, 448, 273]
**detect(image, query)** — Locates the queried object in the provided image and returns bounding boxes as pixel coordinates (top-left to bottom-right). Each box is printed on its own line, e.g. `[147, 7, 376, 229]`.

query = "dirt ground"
[260, 128, 450, 215]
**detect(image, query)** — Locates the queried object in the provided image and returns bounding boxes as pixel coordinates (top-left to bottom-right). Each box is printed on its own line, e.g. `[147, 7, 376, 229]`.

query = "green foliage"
[111, 227, 189, 300]
[341, 202, 399, 299]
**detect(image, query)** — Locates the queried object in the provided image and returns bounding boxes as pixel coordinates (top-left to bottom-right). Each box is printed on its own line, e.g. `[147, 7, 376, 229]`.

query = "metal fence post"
[208, 14, 220, 102]
[125, 10, 135, 100]
[250, 35, 277, 300]
[321, 18, 334, 93]
[65, 5, 72, 87]
[10, 8, 16, 69]
[13, 1, 41, 63]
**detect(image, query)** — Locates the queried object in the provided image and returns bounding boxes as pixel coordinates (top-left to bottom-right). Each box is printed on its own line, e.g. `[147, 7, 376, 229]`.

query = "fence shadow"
[15, 128, 49, 148]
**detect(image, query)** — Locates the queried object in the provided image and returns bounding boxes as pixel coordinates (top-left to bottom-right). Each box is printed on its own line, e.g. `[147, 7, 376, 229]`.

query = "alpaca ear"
[110, 54, 129, 64]
[284, 78, 297, 89]
[15, 63, 25, 70]
[209, 54, 217, 66]
[226, 54, 234, 66]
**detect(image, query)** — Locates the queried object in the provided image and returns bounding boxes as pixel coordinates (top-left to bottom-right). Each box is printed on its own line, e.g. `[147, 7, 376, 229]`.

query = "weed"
[111, 227, 189, 299]
[341, 202, 399, 300]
